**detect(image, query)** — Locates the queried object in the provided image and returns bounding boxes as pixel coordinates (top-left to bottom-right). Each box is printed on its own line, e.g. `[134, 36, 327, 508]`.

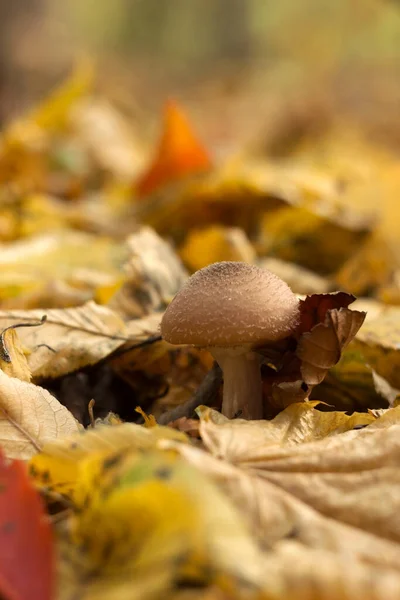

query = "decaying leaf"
[0, 369, 79, 460]
[0, 449, 54, 600]
[296, 293, 366, 385]
[261, 292, 366, 413]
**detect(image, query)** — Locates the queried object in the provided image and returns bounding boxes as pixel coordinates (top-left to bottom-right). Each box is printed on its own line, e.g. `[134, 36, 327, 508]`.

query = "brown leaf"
[261, 292, 366, 413]
[297, 305, 366, 385]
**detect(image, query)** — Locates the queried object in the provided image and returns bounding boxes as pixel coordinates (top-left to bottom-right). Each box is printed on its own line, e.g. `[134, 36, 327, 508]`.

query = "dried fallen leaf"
[0, 301, 128, 379]
[0, 327, 31, 382]
[261, 292, 365, 413]
[296, 295, 366, 385]
[192, 406, 400, 546]
[0, 449, 54, 600]
[0, 369, 80, 460]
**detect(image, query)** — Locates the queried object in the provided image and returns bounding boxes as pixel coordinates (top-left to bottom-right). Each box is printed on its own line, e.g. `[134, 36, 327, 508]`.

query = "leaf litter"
[0, 65, 400, 599]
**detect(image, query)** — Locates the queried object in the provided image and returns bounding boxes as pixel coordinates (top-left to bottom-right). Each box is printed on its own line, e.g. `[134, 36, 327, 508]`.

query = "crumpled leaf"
[179, 225, 256, 272]
[108, 227, 187, 319]
[296, 293, 366, 385]
[0, 327, 31, 382]
[189, 406, 400, 546]
[0, 449, 54, 600]
[0, 369, 79, 460]
[136, 100, 212, 197]
[0, 301, 128, 379]
[166, 411, 400, 571]
[261, 292, 365, 413]
[197, 403, 375, 456]
[354, 306, 400, 389]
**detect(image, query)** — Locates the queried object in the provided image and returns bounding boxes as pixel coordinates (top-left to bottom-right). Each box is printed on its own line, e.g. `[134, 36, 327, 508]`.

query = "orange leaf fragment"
[136, 100, 212, 196]
[0, 450, 54, 600]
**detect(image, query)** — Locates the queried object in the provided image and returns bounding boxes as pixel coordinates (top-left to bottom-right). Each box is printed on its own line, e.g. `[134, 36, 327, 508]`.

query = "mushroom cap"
[161, 261, 300, 347]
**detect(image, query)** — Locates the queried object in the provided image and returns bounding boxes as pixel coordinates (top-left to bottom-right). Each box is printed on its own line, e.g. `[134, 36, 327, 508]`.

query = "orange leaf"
[0, 450, 54, 600]
[136, 100, 212, 196]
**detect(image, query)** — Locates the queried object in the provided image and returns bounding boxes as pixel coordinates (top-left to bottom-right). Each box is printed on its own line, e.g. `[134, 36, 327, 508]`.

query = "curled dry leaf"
[188, 405, 400, 548]
[166, 427, 400, 574]
[0, 327, 32, 382]
[0, 301, 130, 379]
[296, 293, 366, 385]
[0, 369, 80, 460]
[108, 227, 187, 319]
[261, 292, 366, 413]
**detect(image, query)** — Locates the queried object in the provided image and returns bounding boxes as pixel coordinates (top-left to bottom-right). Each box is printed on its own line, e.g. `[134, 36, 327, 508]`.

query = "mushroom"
[161, 261, 300, 420]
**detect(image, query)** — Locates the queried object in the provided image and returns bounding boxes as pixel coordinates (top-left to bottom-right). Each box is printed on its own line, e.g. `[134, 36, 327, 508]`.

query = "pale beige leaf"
[260, 543, 400, 600]
[108, 227, 187, 320]
[0, 369, 79, 459]
[0, 328, 31, 382]
[197, 403, 375, 461]
[166, 440, 400, 572]
[0, 301, 128, 379]
[195, 406, 400, 545]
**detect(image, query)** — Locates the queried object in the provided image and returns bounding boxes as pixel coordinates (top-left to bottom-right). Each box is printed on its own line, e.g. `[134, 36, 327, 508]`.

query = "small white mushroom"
[161, 261, 300, 419]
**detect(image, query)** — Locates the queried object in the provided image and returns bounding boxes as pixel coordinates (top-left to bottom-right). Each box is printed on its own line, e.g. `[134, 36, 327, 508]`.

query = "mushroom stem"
[210, 347, 263, 420]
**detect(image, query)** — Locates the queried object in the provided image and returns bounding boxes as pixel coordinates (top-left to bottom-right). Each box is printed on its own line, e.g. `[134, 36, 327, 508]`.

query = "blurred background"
[1, 0, 400, 151]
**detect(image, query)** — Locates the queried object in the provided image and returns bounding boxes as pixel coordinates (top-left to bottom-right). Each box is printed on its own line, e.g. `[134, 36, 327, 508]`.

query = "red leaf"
[0, 450, 54, 600]
[296, 291, 356, 336]
[136, 99, 212, 196]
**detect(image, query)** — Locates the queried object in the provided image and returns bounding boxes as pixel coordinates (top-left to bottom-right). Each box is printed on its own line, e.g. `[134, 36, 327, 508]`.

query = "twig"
[158, 363, 222, 425]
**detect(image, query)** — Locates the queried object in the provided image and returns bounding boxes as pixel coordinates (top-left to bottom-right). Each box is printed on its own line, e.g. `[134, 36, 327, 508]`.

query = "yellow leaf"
[179, 225, 255, 272]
